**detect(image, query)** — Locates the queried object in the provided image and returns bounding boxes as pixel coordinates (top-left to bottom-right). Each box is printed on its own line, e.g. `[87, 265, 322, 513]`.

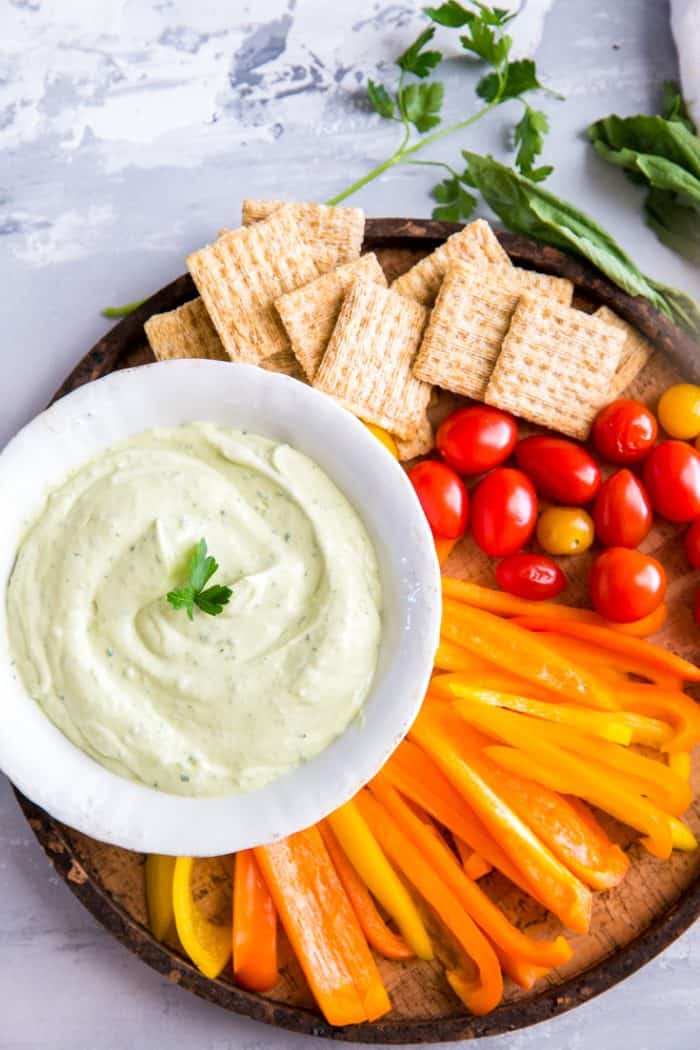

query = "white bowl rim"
[0, 360, 441, 855]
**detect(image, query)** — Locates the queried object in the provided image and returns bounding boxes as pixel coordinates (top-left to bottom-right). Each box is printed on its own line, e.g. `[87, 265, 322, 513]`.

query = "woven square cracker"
[396, 415, 434, 461]
[413, 261, 574, 398]
[594, 306, 655, 396]
[144, 298, 227, 362]
[313, 280, 431, 440]
[391, 219, 512, 306]
[187, 206, 319, 365]
[276, 254, 387, 380]
[241, 199, 365, 273]
[484, 294, 626, 440]
[260, 349, 307, 382]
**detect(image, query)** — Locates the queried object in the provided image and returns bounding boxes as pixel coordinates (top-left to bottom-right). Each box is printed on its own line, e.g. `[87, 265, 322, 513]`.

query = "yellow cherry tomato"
[536, 507, 595, 556]
[657, 384, 700, 439]
[363, 421, 399, 458]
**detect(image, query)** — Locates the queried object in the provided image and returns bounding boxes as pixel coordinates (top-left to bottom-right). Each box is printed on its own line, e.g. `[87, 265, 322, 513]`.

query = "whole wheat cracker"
[241, 199, 365, 273]
[187, 206, 319, 365]
[144, 298, 227, 362]
[594, 306, 655, 396]
[484, 294, 626, 440]
[413, 261, 574, 398]
[276, 254, 387, 380]
[313, 280, 431, 440]
[395, 415, 435, 461]
[391, 219, 511, 306]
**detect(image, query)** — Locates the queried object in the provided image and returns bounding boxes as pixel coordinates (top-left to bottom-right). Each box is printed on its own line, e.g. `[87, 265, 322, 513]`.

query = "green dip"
[7, 423, 382, 797]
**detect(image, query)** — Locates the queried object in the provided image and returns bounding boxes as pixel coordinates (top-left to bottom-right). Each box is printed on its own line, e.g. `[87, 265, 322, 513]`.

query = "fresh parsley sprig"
[167, 538, 232, 621]
[327, 2, 556, 216]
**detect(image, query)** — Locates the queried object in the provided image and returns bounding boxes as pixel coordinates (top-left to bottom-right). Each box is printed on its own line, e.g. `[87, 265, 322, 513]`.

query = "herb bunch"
[327, 2, 555, 219]
[167, 538, 232, 620]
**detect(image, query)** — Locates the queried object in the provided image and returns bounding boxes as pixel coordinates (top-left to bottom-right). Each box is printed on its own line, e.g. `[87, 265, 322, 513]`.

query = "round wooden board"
[13, 219, 700, 1043]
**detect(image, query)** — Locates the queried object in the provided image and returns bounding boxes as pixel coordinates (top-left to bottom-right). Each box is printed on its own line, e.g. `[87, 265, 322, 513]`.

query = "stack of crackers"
[145, 202, 655, 457]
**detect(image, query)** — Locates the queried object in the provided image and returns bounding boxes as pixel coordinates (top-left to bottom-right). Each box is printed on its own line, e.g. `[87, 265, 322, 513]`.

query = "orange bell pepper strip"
[356, 789, 503, 1016]
[488, 938, 551, 990]
[431, 660, 570, 704]
[459, 755, 629, 890]
[145, 854, 176, 942]
[255, 828, 390, 1024]
[441, 598, 616, 710]
[327, 800, 433, 961]
[412, 707, 593, 933]
[668, 751, 691, 782]
[454, 837, 493, 880]
[538, 632, 683, 690]
[369, 774, 574, 968]
[383, 741, 542, 901]
[435, 537, 458, 567]
[617, 685, 700, 753]
[431, 679, 633, 745]
[512, 617, 700, 683]
[232, 850, 278, 992]
[610, 603, 668, 637]
[452, 693, 692, 816]
[319, 823, 413, 961]
[481, 740, 673, 860]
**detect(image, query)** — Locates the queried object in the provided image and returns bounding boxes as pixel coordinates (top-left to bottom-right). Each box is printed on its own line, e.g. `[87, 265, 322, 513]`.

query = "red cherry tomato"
[592, 469, 653, 548]
[436, 406, 518, 475]
[685, 519, 700, 569]
[589, 548, 666, 623]
[515, 435, 600, 504]
[470, 468, 537, 557]
[591, 399, 658, 464]
[408, 460, 469, 539]
[496, 553, 566, 601]
[642, 440, 700, 522]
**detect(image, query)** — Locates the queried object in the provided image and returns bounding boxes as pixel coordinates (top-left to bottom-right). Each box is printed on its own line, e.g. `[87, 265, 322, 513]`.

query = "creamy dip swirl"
[7, 424, 382, 797]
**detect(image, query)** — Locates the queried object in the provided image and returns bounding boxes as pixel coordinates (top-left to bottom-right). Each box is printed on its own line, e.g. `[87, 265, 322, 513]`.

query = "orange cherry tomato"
[436, 405, 518, 476]
[470, 468, 537, 557]
[685, 519, 700, 569]
[657, 384, 700, 440]
[589, 548, 666, 623]
[593, 469, 653, 548]
[536, 507, 594, 556]
[495, 553, 566, 601]
[515, 435, 600, 504]
[408, 460, 469, 539]
[642, 440, 700, 522]
[591, 400, 658, 464]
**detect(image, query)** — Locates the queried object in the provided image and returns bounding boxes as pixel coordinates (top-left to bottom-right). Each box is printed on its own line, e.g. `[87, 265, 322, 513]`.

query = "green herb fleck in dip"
[7, 424, 382, 797]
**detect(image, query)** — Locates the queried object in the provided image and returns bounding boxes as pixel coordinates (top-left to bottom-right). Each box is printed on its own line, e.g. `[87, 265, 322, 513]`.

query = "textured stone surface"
[0, 1, 698, 1046]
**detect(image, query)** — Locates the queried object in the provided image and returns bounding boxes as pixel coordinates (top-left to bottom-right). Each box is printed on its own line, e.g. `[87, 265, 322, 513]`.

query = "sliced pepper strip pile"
[233, 850, 278, 992]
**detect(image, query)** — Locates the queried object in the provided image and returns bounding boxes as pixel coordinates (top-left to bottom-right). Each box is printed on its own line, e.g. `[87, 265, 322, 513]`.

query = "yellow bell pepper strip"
[435, 537, 458, 567]
[610, 710, 674, 749]
[432, 679, 633, 745]
[668, 751, 692, 781]
[454, 837, 493, 880]
[233, 850, 278, 992]
[618, 685, 700, 753]
[319, 823, 414, 961]
[369, 774, 574, 969]
[481, 741, 674, 860]
[432, 658, 568, 704]
[172, 857, 232, 979]
[413, 707, 593, 933]
[512, 616, 700, 683]
[363, 421, 398, 458]
[327, 799, 433, 962]
[458, 753, 629, 891]
[383, 741, 541, 902]
[442, 598, 617, 711]
[441, 577, 665, 635]
[255, 828, 390, 1025]
[452, 693, 692, 816]
[145, 854, 176, 942]
[666, 816, 698, 851]
[356, 789, 503, 1016]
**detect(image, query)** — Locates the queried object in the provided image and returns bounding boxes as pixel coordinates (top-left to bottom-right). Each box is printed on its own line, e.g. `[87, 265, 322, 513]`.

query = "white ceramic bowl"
[0, 360, 440, 855]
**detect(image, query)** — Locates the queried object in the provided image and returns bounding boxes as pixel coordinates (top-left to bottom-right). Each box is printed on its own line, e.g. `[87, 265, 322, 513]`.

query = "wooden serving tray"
[14, 219, 700, 1043]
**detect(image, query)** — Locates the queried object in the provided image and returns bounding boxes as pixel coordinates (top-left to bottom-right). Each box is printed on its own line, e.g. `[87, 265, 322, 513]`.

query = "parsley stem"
[326, 100, 499, 207]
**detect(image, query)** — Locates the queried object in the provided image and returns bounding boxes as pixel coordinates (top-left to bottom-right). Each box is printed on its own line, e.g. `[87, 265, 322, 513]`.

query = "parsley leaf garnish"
[513, 105, 553, 181]
[167, 538, 232, 621]
[397, 26, 442, 78]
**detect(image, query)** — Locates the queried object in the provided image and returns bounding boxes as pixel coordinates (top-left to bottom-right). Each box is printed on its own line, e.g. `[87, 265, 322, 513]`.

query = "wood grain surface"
[14, 219, 700, 1043]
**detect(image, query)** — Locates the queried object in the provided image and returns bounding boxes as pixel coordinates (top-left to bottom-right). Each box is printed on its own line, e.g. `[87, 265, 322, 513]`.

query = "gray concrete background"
[1, 1, 698, 1047]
